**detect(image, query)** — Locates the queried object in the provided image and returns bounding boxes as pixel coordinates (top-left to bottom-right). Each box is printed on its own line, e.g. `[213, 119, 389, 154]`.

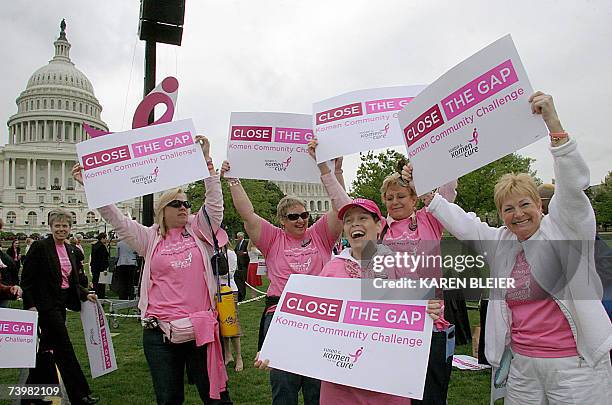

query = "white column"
[32, 159, 37, 189]
[11, 158, 16, 188]
[26, 159, 31, 188]
[47, 160, 51, 190]
[3, 159, 8, 187]
[62, 121, 66, 141]
[61, 160, 66, 190]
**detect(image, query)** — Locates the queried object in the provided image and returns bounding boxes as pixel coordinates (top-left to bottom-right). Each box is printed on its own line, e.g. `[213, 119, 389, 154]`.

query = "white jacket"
[428, 139, 612, 367]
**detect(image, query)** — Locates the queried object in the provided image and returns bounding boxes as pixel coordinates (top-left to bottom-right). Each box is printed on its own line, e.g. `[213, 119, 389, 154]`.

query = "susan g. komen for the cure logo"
[130, 166, 160, 185]
[264, 156, 292, 172]
[448, 127, 480, 159]
[322, 346, 365, 370]
[359, 123, 390, 141]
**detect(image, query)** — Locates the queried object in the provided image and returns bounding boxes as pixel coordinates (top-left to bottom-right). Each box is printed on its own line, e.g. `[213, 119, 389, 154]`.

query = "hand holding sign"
[529, 91, 564, 133]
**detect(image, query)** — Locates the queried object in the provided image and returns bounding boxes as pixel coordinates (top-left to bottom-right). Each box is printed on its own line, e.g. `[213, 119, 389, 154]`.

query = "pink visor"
[337, 198, 384, 222]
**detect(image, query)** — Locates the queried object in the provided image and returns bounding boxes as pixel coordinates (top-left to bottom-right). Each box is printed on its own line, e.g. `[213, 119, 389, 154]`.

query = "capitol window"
[17, 195, 24, 203]
[6, 211, 16, 224]
[71, 212, 77, 224]
[27, 212, 37, 225]
[86, 212, 96, 223]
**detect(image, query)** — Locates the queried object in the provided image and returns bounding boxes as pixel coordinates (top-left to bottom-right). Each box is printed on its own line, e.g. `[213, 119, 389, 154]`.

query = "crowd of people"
[1, 91, 610, 405]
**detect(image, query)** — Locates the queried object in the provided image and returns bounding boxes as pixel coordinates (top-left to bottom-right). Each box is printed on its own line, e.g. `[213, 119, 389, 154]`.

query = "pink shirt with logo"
[257, 215, 337, 298]
[56, 244, 72, 289]
[383, 210, 450, 330]
[319, 252, 411, 405]
[146, 227, 211, 321]
[506, 250, 577, 358]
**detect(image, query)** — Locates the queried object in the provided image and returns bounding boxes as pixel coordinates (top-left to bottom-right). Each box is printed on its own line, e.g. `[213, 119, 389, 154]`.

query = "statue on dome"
[59, 19, 66, 39]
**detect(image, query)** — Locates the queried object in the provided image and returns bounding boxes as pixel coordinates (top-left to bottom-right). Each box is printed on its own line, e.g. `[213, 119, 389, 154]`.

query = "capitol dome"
[27, 56, 95, 95]
[7, 19, 108, 145]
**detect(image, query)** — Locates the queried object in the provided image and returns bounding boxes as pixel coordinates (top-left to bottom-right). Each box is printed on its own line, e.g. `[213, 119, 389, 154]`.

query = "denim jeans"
[263, 312, 320, 405]
[143, 329, 232, 405]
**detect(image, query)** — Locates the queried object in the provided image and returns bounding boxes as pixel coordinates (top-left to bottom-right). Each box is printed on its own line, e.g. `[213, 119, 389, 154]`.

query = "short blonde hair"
[380, 172, 417, 200]
[48, 208, 73, 227]
[277, 196, 306, 221]
[494, 173, 541, 212]
[155, 188, 187, 237]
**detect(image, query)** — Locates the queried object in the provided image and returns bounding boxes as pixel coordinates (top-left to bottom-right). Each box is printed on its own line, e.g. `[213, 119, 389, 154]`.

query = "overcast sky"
[2, 0, 611, 189]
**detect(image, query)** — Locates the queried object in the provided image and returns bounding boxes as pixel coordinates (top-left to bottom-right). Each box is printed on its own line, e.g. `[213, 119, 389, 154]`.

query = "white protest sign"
[225, 112, 321, 183]
[260, 275, 433, 399]
[77, 119, 208, 208]
[398, 35, 547, 195]
[313, 85, 426, 163]
[0, 308, 38, 368]
[80, 301, 117, 378]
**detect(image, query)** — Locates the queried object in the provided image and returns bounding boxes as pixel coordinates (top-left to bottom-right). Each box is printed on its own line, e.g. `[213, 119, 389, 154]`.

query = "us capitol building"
[0, 21, 141, 235]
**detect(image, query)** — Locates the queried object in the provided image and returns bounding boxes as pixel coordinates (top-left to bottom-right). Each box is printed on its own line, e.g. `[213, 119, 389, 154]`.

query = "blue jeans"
[263, 313, 320, 405]
[143, 328, 232, 405]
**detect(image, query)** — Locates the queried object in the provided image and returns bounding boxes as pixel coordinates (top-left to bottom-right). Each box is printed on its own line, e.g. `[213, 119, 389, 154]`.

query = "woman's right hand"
[220, 160, 237, 180]
[72, 163, 84, 186]
[253, 351, 271, 370]
[401, 162, 413, 183]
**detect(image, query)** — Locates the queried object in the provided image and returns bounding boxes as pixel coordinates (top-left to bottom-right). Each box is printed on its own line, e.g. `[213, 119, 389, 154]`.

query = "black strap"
[378, 223, 389, 243]
[201, 205, 223, 302]
[201, 205, 222, 255]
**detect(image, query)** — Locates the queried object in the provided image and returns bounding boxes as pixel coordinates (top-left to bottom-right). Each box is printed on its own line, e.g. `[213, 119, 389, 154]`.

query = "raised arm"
[72, 163, 152, 255]
[428, 194, 502, 254]
[308, 139, 349, 237]
[530, 92, 595, 239]
[220, 160, 265, 245]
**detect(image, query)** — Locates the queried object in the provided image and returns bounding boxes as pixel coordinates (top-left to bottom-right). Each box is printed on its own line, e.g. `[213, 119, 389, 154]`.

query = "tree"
[455, 153, 538, 221]
[592, 171, 612, 230]
[350, 149, 538, 220]
[186, 179, 285, 239]
[350, 149, 406, 213]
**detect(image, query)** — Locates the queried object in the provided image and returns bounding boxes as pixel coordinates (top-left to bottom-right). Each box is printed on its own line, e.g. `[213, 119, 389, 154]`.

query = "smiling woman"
[21, 208, 99, 404]
[427, 92, 612, 404]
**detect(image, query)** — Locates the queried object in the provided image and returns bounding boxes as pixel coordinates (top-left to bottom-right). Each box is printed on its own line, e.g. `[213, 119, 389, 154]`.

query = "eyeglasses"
[286, 212, 309, 221]
[166, 200, 192, 209]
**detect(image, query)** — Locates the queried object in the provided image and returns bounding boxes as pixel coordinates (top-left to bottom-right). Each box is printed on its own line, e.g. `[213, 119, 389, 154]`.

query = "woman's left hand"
[195, 135, 211, 160]
[427, 299, 442, 320]
[87, 293, 98, 302]
[529, 92, 564, 133]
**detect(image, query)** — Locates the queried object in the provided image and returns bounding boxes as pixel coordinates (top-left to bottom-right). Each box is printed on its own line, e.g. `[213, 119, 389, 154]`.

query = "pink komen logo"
[282, 156, 292, 169]
[383, 123, 390, 135]
[348, 347, 364, 363]
[468, 128, 479, 145]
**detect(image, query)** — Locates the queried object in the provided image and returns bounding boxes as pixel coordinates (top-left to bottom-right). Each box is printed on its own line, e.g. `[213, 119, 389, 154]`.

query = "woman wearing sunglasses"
[221, 157, 346, 405]
[73, 135, 232, 405]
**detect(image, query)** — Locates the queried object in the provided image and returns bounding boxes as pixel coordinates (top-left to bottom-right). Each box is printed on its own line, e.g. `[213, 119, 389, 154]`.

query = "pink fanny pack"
[158, 317, 195, 344]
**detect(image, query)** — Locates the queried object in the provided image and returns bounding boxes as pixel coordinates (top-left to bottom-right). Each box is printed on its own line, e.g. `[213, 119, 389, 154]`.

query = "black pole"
[142, 40, 156, 227]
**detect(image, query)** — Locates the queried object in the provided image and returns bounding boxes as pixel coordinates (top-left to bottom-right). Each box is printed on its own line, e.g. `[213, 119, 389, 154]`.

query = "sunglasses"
[166, 200, 192, 209]
[286, 212, 310, 221]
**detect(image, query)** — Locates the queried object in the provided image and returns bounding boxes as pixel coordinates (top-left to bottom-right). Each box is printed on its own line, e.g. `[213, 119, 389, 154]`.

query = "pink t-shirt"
[146, 228, 211, 321]
[56, 244, 72, 289]
[320, 254, 411, 405]
[506, 250, 577, 358]
[383, 209, 450, 330]
[257, 215, 337, 297]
